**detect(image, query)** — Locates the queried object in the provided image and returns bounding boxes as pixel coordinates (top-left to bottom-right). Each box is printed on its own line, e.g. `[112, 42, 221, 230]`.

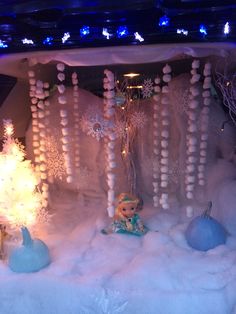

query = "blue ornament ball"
[9, 227, 51, 273]
[185, 202, 227, 251]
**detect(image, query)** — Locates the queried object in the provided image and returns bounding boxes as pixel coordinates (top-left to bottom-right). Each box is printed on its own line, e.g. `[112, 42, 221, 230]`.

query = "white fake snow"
[1, 190, 236, 314]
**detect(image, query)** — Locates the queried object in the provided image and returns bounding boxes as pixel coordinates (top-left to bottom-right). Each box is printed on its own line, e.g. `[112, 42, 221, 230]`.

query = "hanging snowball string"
[28, 69, 41, 178]
[72, 72, 80, 179]
[152, 75, 161, 208]
[159, 64, 172, 210]
[197, 62, 211, 187]
[37, 81, 51, 208]
[103, 69, 116, 217]
[185, 59, 201, 217]
[57, 63, 72, 184]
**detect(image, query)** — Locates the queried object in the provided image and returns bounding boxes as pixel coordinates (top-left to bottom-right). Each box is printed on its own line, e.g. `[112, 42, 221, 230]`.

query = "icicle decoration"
[152, 75, 161, 208]
[57, 63, 72, 184]
[72, 72, 80, 175]
[185, 60, 201, 214]
[159, 64, 172, 210]
[198, 62, 211, 186]
[103, 69, 116, 217]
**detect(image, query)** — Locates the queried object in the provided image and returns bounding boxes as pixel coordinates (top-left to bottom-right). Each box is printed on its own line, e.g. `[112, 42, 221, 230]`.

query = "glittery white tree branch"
[197, 62, 211, 187]
[215, 64, 236, 127]
[103, 69, 116, 217]
[57, 63, 72, 184]
[159, 64, 172, 210]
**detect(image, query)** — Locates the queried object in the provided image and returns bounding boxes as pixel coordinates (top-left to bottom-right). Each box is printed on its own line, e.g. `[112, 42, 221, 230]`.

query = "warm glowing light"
[122, 150, 126, 155]
[0, 119, 46, 228]
[127, 85, 143, 89]
[121, 106, 125, 110]
[3, 119, 14, 137]
[123, 73, 140, 78]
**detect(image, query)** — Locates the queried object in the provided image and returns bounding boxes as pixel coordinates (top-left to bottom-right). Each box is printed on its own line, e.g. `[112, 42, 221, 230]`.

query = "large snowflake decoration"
[142, 78, 153, 98]
[81, 106, 109, 141]
[45, 135, 66, 180]
[130, 111, 148, 129]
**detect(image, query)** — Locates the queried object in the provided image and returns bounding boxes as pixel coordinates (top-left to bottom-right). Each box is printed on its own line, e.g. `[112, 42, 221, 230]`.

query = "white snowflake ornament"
[81, 106, 109, 141]
[142, 78, 153, 98]
[130, 111, 148, 129]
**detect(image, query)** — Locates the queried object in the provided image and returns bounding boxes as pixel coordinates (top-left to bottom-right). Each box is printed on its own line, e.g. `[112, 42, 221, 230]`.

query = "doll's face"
[119, 202, 137, 218]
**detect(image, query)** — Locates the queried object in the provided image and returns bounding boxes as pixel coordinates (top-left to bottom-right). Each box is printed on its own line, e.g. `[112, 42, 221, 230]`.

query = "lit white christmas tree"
[0, 119, 45, 229]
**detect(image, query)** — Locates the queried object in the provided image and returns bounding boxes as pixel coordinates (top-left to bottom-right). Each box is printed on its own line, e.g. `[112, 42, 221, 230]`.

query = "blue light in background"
[43, 36, 53, 45]
[0, 40, 8, 48]
[199, 25, 207, 36]
[117, 26, 128, 38]
[80, 26, 90, 37]
[159, 15, 170, 27]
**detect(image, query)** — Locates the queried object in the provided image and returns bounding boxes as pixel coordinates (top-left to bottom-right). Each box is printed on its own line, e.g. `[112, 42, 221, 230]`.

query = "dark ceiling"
[0, 0, 235, 52]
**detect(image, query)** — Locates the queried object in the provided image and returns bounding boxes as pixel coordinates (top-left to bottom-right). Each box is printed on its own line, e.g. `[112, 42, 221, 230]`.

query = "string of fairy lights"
[0, 16, 234, 51]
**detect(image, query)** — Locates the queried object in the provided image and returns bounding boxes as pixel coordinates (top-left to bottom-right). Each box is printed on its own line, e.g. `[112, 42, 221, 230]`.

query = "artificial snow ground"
[1, 189, 236, 314]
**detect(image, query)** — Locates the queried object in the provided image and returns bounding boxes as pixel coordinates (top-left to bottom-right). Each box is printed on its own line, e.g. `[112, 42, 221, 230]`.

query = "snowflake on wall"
[81, 106, 109, 141]
[113, 120, 126, 139]
[142, 78, 153, 98]
[130, 111, 148, 129]
[45, 135, 66, 180]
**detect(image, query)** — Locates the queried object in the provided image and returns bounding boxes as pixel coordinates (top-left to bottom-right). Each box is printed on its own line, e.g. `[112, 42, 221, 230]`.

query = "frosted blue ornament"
[185, 202, 227, 251]
[9, 227, 51, 273]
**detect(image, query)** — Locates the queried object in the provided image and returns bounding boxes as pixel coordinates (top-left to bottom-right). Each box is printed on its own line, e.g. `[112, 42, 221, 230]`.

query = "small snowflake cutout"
[130, 111, 148, 129]
[142, 78, 153, 98]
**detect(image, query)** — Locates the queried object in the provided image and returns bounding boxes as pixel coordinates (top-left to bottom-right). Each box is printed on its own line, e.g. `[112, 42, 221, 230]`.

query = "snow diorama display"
[0, 45, 235, 313]
[0, 119, 50, 272]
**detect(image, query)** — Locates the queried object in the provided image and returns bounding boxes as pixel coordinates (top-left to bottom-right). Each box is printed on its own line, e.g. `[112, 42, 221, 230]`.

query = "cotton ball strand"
[190, 74, 201, 84]
[163, 74, 171, 83]
[154, 77, 161, 84]
[163, 64, 171, 74]
[190, 86, 200, 97]
[58, 96, 67, 105]
[57, 63, 65, 72]
[186, 206, 194, 218]
[58, 84, 65, 94]
[192, 60, 200, 69]
[57, 73, 65, 82]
